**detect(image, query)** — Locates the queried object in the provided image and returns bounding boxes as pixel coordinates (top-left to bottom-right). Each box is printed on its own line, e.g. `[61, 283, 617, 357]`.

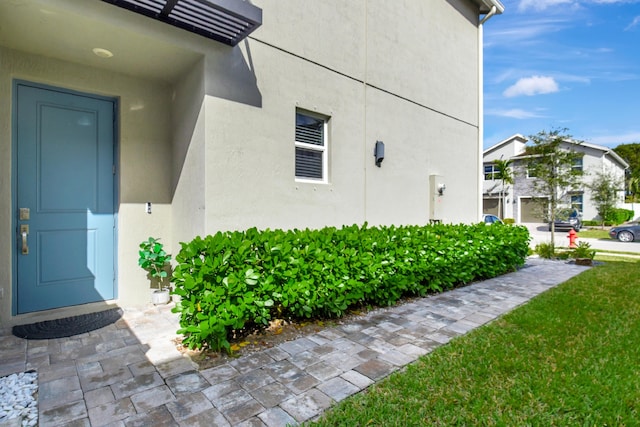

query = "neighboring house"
[0, 0, 503, 326]
[483, 134, 629, 223]
[482, 134, 527, 219]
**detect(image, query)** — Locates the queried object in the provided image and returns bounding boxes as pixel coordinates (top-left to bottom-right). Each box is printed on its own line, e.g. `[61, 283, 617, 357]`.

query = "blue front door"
[15, 82, 117, 314]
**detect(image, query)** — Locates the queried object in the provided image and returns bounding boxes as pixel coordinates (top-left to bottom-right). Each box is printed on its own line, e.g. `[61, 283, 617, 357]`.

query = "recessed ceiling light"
[92, 48, 114, 58]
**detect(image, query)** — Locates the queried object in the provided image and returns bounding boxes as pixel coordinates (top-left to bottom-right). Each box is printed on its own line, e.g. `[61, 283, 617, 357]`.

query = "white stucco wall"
[183, 0, 483, 233]
[580, 147, 628, 221]
[482, 135, 527, 219]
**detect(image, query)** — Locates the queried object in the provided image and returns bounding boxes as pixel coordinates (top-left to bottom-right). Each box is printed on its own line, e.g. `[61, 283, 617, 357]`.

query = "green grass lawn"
[577, 228, 611, 239]
[309, 260, 640, 426]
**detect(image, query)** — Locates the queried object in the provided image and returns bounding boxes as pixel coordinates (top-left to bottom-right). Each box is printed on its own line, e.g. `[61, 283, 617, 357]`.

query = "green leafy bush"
[171, 223, 530, 351]
[534, 242, 556, 259]
[605, 208, 634, 225]
[572, 241, 595, 260]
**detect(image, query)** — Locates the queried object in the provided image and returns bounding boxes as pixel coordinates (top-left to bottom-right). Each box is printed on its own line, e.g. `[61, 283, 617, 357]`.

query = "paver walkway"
[0, 258, 588, 426]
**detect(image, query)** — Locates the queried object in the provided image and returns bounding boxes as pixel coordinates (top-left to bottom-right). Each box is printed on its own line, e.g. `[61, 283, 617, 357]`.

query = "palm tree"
[492, 158, 514, 219]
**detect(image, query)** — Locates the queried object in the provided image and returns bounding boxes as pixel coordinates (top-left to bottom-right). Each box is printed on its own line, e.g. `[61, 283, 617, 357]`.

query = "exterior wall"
[483, 136, 526, 163]
[365, 0, 479, 125]
[201, 41, 367, 231]
[171, 60, 206, 245]
[192, 0, 482, 233]
[512, 159, 544, 222]
[482, 137, 526, 220]
[0, 46, 173, 326]
[580, 147, 627, 221]
[364, 88, 480, 225]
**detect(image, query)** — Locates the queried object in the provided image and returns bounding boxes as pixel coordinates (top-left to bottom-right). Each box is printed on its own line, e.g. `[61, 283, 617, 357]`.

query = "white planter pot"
[151, 289, 170, 305]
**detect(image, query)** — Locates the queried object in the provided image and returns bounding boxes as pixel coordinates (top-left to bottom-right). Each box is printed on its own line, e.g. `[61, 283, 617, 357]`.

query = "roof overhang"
[475, 0, 505, 15]
[101, 0, 262, 46]
[483, 134, 528, 156]
[511, 139, 630, 169]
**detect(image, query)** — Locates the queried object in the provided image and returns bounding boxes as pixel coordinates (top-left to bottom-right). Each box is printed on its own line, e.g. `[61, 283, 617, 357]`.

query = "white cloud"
[586, 132, 640, 146]
[503, 76, 560, 98]
[486, 109, 545, 119]
[485, 18, 570, 45]
[625, 16, 640, 31]
[518, 0, 576, 12]
[519, 0, 640, 12]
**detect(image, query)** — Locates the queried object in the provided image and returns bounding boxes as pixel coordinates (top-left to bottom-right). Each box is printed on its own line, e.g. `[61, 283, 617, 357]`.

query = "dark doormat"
[12, 308, 123, 340]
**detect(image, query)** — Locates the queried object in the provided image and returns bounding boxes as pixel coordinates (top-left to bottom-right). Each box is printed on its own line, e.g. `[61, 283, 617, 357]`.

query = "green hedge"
[171, 223, 530, 351]
[605, 208, 634, 225]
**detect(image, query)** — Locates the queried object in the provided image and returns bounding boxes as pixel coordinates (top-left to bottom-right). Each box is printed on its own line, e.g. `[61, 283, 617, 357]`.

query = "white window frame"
[484, 164, 497, 181]
[570, 193, 584, 213]
[295, 110, 329, 183]
[572, 156, 584, 172]
[526, 164, 538, 179]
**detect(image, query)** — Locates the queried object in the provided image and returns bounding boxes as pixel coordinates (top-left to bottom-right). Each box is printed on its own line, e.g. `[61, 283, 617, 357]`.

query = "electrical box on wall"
[429, 174, 446, 221]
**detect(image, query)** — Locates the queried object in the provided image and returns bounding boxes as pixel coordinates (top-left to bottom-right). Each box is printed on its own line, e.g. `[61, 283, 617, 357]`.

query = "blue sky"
[483, 0, 640, 150]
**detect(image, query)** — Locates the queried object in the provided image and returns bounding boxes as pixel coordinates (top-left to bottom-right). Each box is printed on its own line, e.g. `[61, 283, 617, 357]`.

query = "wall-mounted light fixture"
[437, 183, 446, 196]
[374, 140, 385, 167]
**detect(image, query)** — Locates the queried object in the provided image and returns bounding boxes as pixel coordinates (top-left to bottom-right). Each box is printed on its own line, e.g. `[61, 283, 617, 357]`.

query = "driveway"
[523, 223, 640, 254]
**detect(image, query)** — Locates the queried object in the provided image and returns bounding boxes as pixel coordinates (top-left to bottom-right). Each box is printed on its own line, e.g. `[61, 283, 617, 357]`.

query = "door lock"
[19, 208, 30, 220]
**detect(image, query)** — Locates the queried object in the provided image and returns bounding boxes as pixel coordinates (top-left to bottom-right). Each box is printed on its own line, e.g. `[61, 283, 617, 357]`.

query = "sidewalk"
[0, 258, 588, 426]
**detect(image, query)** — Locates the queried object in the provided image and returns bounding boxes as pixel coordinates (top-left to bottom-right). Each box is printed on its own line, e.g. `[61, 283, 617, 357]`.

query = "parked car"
[549, 208, 582, 231]
[609, 223, 640, 242]
[482, 214, 503, 225]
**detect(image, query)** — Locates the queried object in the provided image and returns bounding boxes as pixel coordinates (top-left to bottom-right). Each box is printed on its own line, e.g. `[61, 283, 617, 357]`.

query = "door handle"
[20, 225, 29, 255]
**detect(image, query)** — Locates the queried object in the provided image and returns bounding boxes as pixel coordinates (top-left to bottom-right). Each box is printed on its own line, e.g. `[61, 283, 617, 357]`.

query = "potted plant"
[138, 237, 172, 304]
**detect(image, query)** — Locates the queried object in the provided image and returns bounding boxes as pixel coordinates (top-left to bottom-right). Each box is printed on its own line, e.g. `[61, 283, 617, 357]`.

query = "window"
[572, 156, 583, 172]
[571, 194, 583, 213]
[526, 164, 538, 178]
[295, 111, 328, 182]
[484, 164, 497, 180]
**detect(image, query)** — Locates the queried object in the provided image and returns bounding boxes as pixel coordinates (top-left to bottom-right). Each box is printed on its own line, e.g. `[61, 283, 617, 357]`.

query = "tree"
[525, 129, 584, 247]
[613, 142, 640, 201]
[628, 176, 640, 212]
[492, 158, 513, 219]
[586, 168, 623, 228]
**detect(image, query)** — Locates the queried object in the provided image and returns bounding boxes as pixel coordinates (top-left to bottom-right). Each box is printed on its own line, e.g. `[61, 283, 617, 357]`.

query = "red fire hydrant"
[568, 228, 578, 248]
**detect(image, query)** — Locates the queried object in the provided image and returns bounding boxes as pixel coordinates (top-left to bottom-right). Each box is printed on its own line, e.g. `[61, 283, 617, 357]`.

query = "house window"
[484, 164, 496, 180]
[571, 194, 583, 213]
[572, 156, 583, 172]
[526, 164, 538, 179]
[295, 111, 328, 182]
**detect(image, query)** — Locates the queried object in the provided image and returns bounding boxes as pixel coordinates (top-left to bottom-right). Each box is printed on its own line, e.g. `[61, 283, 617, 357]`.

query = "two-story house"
[1, 0, 504, 326]
[483, 134, 629, 223]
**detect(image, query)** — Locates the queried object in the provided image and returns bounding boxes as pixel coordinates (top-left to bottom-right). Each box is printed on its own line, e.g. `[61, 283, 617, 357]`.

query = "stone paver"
[0, 258, 588, 426]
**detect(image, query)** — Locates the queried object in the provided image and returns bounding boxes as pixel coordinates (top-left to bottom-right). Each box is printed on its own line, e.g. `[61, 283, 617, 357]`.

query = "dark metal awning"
[101, 0, 262, 46]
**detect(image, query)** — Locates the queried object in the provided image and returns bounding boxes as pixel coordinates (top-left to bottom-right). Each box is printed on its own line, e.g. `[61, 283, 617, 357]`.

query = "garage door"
[483, 199, 499, 216]
[520, 197, 548, 223]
